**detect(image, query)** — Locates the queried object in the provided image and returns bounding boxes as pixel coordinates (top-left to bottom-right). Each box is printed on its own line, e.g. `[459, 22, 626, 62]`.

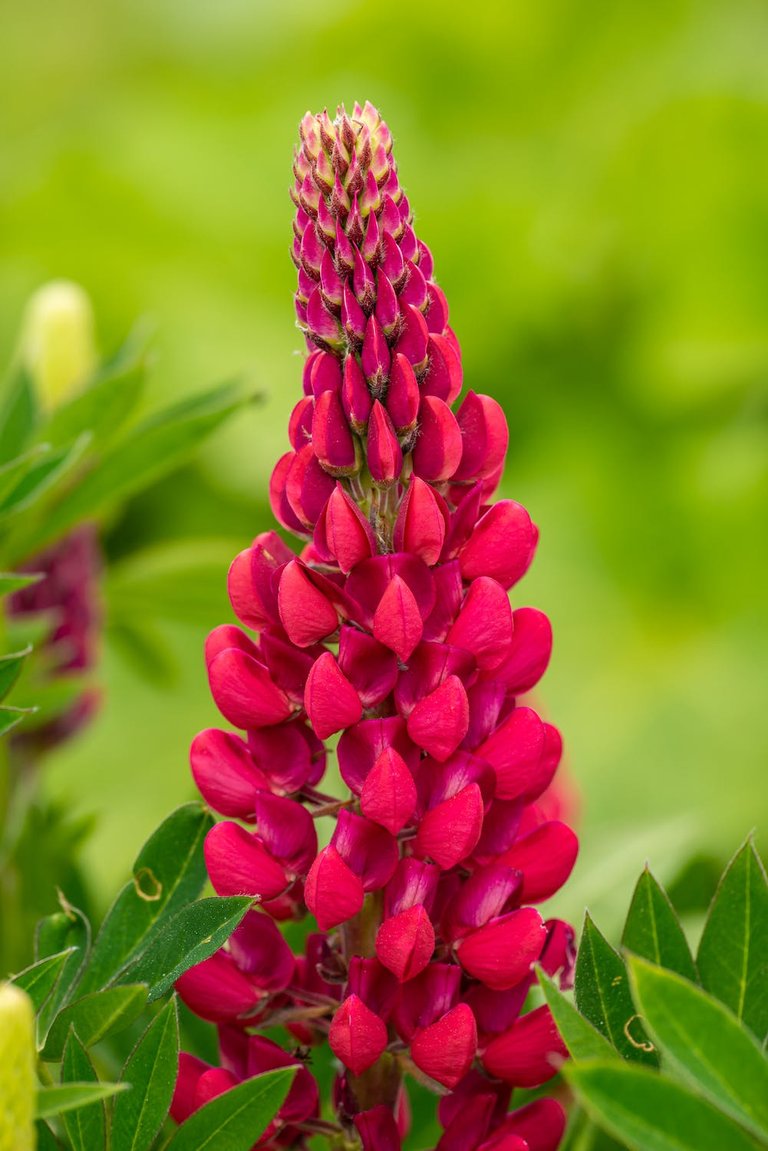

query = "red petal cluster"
[176, 103, 578, 1151]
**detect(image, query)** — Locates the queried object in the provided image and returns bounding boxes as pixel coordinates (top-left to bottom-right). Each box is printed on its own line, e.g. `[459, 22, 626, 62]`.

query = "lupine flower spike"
[177, 102, 578, 1151]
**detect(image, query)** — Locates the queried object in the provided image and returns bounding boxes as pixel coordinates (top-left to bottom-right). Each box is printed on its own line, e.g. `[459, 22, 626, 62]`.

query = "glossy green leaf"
[0, 571, 43, 597]
[112, 997, 179, 1151]
[21, 379, 252, 554]
[575, 913, 656, 1064]
[37, 1081, 129, 1120]
[61, 1030, 106, 1150]
[538, 968, 618, 1061]
[565, 1060, 763, 1151]
[0, 366, 37, 464]
[628, 955, 768, 1142]
[621, 868, 697, 980]
[41, 984, 148, 1061]
[10, 948, 76, 1013]
[118, 896, 251, 1001]
[0, 433, 90, 518]
[697, 839, 768, 1041]
[165, 1068, 295, 1151]
[0, 644, 32, 702]
[35, 903, 91, 1042]
[77, 803, 213, 996]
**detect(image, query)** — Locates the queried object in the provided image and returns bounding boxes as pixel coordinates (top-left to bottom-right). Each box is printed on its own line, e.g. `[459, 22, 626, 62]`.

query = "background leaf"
[575, 913, 656, 1064]
[165, 1068, 295, 1151]
[565, 1060, 764, 1151]
[697, 839, 768, 1041]
[628, 955, 768, 1143]
[112, 996, 179, 1151]
[621, 868, 697, 980]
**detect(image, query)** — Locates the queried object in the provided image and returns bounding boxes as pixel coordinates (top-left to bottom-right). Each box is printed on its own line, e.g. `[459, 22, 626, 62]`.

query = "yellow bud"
[20, 280, 96, 412]
[0, 983, 36, 1151]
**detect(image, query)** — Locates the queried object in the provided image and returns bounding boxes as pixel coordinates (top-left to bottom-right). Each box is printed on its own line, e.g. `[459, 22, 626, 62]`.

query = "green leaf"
[10, 948, 76, 1013]
[621, 867, 697, 980]
[35, 903, 91, 1042]
[20, 379, 252, 554]
[165, 1068, 295, 1151]
[0, 644, 32, 702]
[61, 1030, 107, 1150]
[118, 897, 251, 1001]
[77, 803, 213, 996]
[35, 1120, 64, 1149]
[575, 913, 656, 1064]
[41, 984, 148, 1061]
[564, 1060, 764, 1151]
[537, 968, 618, 1062]
[0, 433, 90, 518]
[628, 955, 768, 1142]
[42, 335, 148, 450]
[37, 1081, 129, 1120]
[0, 703, 36, 736]
[0, 366, 37, 464]
[560, 1106, 628, 1151]
[112, 997, 179, 1151]
[0, 443, 50, 504]
[0, 571, 44, 597]
[697, 838, 768, 1041]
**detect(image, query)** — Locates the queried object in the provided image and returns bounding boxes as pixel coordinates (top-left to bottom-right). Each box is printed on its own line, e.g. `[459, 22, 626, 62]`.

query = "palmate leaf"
[112, 997, 179, 1151]
[165, 1068, 295, 1151]
[696, 838, 768, 1042]
[628, 955, 768, 1143]
[564, 1060, 764, 1151]
[574, 913, 656, 1064]
[61, 1030, 107, 1150]
[621, 868, 697, 980]
[117, 896, 252, 1001]
[76, 803, 213, 996]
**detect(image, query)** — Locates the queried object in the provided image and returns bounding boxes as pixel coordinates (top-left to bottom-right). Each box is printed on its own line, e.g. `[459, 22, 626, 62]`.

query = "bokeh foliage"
[1, 0, 766, 934]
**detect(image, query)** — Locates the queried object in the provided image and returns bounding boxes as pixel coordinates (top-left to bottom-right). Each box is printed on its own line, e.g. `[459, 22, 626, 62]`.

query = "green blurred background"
[2, 0, 767, 934]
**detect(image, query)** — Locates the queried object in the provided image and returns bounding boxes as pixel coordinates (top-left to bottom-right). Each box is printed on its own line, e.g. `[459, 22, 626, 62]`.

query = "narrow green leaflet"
[112, 997, 179, 1151]
[10, 949, 76, 1013]
[621, 868, 697, 980]
[628, 956, 768, 1142]
[41, 984, 148, 1061]
[77, 803, 213, 996]
[0, 443, 50, 505]
[697, 839, 768, 1041]
[35, 904, 91, 1041]
[0, 704, 35, 736]
[0, 571, 43, 597]
[0, 366, 38, 464]
[0, 433, 90, 519]
[165, 1068, 296, 1151]
[37, 1082, 129, 1119]
[61, 1030, 107, 1151]
[0, 645, 32, 702]
[118, 896, 252, 1001]
[538, 969, 618, 1062]
[575, 913, 656, 1064]
[18, 379, 253, 555]
[42, 338, 148, 450]
[564, 1060, 764, 1151]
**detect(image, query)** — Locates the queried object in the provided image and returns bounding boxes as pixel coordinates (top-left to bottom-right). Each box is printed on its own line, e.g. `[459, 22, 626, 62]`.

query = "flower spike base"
[176, 102, 578, 1151]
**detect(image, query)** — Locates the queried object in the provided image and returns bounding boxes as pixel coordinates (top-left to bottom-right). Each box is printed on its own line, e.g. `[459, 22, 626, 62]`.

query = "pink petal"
[329, 994, 388, 1075]
[394, 303, 429, 373]
[175, 952, 260, 1023]
[499, 821, 579, 903]
[190, 728, 270, 818]
[204, 822, 288, 899]
[452, 391, 509, 482]
[386, 352, 421, 433]
[304, 845, 364, 930]
[360, 747, 417, 834]
[407, 674, 470, 761]
[494, 1099, 567, 1151]
[368, 400, 403, 486]
[332, 810, 399, 892]
[412, 397, 463, 482]
[338, 626, 399, 708]
[413, 783, 484, 869]
[373, 574, 424, 661]
[493, 607, 553, 695]
[376, 905, 435, 982]
[421, 332, 462, 404]
[312, 388, 358, 475]
[482, 1005, 568, 1087]
[446, 576, 513, 670]
[393, 475, 448, 567]
[304, 651, 362, 739]
[207, 649, 292, 730]
[456, 908, 547, 990]
[337, 715, 419, 793]
[410, 1004, 477, 1089]
[322, 484, 376, 573]
[355, 1105, 402, 1151]
[459, 501, 536, 589]
[228, 910, 295, 991]
[476, 707, 547, 802]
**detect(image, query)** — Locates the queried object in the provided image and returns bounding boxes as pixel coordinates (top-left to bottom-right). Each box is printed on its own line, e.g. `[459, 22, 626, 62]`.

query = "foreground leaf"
[41, 984, 148, 1061]
[61, 1031, 106, 1150]
[0, 645, 32, 702]
[112, 997, 179, 1151]
[538, 969, 617, 1062]
[43, 335, 148, 450]
[621, 868, 697, 980]
[10, 949, 76, 1014]
[575, 913, 656, 1064]
[165, 1068, 295, 1151]
[697, 839, 768, 1041]
[565, 1060, 763, 1151]
[118, 897, 252, 1000]
[77, 803, 213, 996]
[628, 955, 768, 1142]
[37, 1082, 129, 1119]
[35, 903, 91, 1042]
[0, 366, 37, 464]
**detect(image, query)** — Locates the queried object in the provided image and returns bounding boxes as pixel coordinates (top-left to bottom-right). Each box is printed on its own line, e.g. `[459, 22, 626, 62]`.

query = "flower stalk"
[176, 102, 578, 1151]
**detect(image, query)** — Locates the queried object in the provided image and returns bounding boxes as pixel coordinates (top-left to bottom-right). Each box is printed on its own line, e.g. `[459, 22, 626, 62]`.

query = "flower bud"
[0, 984, 35, 1151]
[367, 400, 403, 487]
[21, 280, 95, 412]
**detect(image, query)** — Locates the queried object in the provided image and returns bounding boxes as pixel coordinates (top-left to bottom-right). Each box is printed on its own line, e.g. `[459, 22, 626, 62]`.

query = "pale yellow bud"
[20, 280, 96, 412]
[0, 983, 36, 1151]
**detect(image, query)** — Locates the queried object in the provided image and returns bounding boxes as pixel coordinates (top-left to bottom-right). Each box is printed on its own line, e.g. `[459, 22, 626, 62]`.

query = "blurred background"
[2, 0, 767, 938]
